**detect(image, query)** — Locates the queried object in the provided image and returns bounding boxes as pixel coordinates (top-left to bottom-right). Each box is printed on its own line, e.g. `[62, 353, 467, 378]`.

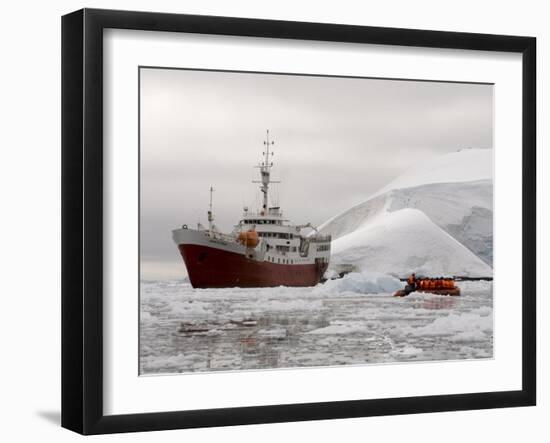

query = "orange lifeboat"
[237, 229, 260, 248]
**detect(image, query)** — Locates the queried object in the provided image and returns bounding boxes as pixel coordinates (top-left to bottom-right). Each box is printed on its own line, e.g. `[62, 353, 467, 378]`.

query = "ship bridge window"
[278, 233, 291, 239]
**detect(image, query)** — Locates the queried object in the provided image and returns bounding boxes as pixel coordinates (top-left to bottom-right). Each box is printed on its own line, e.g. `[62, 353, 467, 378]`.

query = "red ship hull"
[178, 244, 328, 288]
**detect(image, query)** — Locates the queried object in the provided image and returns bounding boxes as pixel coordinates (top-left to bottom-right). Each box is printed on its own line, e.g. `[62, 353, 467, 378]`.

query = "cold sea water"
[139, 275, 493, 374]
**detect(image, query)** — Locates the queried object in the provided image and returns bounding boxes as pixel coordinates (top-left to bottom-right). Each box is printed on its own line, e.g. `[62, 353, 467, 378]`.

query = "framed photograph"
[62, 8, 536, 434]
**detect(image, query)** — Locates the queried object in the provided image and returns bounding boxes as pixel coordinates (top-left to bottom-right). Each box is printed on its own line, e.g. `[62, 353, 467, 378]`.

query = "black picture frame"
[62, 8, 536, 435]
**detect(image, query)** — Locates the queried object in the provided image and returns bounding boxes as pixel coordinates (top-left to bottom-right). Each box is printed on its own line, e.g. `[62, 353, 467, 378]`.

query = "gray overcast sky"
[140, 67, 493, 279]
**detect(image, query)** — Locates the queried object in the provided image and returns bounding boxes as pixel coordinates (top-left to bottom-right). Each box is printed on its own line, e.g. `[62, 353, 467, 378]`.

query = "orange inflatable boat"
[394, 277, 461, 297]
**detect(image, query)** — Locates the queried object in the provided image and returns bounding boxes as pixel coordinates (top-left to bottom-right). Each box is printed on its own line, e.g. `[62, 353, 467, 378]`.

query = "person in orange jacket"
[406, 273, 416, 293]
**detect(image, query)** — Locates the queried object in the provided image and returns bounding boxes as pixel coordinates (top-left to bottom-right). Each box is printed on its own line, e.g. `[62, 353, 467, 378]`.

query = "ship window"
[278, 258, 280, 264]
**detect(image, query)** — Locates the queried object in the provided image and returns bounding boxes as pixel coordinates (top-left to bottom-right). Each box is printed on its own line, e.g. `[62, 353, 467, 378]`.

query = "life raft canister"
[237, 229, 260, 248]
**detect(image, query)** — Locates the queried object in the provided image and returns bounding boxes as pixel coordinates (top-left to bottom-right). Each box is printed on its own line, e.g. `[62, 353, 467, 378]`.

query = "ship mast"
[207, 186, 214, 232]
[253, 130, 279, 214]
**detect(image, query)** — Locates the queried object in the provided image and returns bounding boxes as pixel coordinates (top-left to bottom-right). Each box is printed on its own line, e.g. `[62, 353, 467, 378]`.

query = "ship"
[172, 131, 331, 288]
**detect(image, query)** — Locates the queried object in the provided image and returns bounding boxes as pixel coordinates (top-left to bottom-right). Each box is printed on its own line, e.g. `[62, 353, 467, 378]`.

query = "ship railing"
[242, 211, 283, 218]
[308, 234, 332, 243]
[207, 231, 237, 243]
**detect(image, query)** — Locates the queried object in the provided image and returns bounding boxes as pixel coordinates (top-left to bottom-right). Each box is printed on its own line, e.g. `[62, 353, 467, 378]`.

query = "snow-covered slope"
[372, 147, 492, 198]
[331, 208, 492, 278]
[320, 148, 493, 275]
[320, 148, 492, 236]
[390, 181, 493, 265]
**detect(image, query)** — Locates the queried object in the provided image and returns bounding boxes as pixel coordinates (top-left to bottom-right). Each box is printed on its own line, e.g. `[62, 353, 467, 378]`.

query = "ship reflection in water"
[139, 280, 493, 374]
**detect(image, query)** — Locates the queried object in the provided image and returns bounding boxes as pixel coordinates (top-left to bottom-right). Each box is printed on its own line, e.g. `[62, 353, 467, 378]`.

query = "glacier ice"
[319, 149, 494, 275]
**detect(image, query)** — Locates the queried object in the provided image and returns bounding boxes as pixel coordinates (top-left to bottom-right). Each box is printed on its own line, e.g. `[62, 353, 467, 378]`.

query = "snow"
[320, 148, 492, 233]
[320, 181, 493, 266]
[318, 148, 494, 275]
[330, 208, 492, 278]
[374, 148, 492, 197]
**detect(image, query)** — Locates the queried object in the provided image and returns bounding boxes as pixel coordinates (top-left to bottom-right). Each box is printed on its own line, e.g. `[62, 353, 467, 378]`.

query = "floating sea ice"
[403, 311, 493, 338]
[397, 346, 423, 356]
[169, 300, 212, 318]
[257, 328, 288, 339]
[306, 321, 368, 335]
[315, 271, 402, 295]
